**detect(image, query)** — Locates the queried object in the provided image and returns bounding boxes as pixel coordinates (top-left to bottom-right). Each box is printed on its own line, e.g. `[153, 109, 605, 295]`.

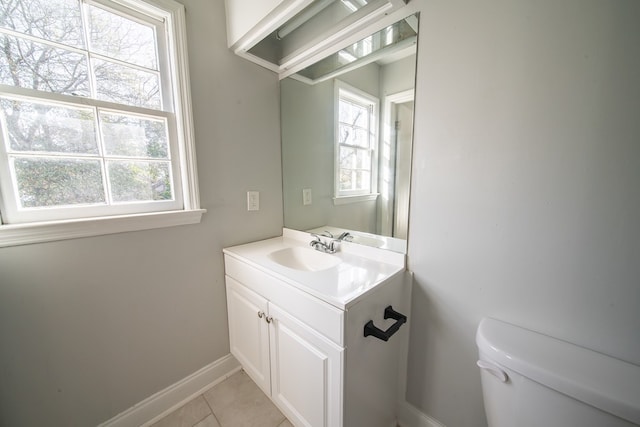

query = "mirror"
[281, 13, 418, 253]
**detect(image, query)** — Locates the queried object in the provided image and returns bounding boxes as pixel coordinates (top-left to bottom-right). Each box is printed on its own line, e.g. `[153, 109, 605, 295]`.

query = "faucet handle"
[337, 232, 352, 241]
[309, 234, 325, 250]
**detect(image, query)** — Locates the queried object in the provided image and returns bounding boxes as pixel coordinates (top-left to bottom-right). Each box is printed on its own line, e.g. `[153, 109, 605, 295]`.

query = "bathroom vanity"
[223, 229, 411, 427]
[223, 2, 418, 425]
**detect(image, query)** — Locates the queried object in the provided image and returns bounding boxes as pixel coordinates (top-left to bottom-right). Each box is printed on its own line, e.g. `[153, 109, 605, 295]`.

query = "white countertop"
[306, 225, 407, 253]
[223, 229, 405, 309]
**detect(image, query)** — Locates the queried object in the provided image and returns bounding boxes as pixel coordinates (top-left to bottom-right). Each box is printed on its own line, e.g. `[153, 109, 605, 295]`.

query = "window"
[0, 0, 202, 246]
[334, 80, 378, 203]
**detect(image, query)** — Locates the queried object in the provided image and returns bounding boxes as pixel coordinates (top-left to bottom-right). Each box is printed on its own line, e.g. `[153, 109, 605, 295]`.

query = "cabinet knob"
[265, 316, 273, 323]
[257, 311, 264, 319]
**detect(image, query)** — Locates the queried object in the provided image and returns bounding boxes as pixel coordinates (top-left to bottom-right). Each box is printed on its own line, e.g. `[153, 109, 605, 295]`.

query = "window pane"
[0, 0, 84, 48]
[339, 169, 353, 191]
[339, 99, 367, 128]
[100, 112, 168, 158]
[88, 5, 157, 70]
[339, 124, 369, 148]
[339, 146, 355, 169]
[93, 59, 161, 109]
[108, 160, 172, 202]
[338, 124, 351, 145]
[356, 149, 371, 169]
[338, 99, 354, 124]
[351, 127, 369, 148]
[352, 106, 368, 129]
[12, 157, 105, 207]
[0, 33, 89, 95]
[1, 97, 98, 154]
[356, 170, 371, 191]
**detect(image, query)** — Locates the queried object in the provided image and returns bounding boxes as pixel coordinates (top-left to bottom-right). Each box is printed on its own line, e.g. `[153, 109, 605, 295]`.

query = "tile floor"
[150, 370, 293, 427]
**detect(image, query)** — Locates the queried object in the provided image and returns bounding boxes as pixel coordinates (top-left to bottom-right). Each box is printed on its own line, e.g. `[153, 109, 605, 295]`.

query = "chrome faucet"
[309, 234, 338, 254]
[336, 231, 352, 242]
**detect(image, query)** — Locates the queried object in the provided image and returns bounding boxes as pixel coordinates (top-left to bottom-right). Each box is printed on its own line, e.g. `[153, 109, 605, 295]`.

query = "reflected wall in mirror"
[281, 13, 418, 253]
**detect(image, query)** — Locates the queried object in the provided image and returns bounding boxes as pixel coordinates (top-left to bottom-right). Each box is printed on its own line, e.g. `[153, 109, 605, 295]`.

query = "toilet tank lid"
[476, 318, 640, 425]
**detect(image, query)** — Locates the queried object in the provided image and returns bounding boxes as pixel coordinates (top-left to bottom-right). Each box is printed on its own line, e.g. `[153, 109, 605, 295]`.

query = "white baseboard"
[398, 400, 446, 427]
[97, 354, 441, 427]
[98, 354, 241, 427]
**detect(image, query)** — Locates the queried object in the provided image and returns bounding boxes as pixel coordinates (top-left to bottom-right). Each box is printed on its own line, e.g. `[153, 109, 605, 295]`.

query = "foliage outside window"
[0, 0, 201, 244]
[334, 80, 378, 201]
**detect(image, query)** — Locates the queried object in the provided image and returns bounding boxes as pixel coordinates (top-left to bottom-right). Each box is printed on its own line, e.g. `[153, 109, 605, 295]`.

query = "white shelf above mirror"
[224, 0, 415, 78]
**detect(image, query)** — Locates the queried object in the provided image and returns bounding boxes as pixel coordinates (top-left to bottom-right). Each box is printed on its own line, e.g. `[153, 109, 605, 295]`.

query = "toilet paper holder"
[364, 305, 407, 342]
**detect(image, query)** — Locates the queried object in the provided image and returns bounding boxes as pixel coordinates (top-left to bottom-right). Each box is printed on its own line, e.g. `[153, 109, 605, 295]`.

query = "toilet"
[476, 318, 640, 427]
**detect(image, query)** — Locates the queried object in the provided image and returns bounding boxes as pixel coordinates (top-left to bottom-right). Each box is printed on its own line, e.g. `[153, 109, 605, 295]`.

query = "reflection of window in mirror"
[334, 80, 379, 205]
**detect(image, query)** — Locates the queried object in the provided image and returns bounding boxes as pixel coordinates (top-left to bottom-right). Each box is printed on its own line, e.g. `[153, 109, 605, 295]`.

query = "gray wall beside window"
[0, 0, 283, 425]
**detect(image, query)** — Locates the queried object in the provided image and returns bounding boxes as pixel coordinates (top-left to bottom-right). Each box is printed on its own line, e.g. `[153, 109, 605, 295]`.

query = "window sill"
[0, 209, 206, 248]
[333, 193, 379, 205]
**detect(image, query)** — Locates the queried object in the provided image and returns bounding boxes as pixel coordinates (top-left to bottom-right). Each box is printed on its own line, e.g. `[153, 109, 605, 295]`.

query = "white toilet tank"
[476, 318, 640, 427]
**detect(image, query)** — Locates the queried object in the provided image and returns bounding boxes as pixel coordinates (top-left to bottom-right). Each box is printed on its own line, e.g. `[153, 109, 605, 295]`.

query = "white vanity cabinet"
[226, 275, 343, 427]
[224, 233, 410, 427]
[225, 277, 271, 393]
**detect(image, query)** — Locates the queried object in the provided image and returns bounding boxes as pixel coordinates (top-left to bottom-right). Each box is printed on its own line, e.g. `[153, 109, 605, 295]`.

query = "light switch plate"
[247, 191, 259, 211]
[303, 188, 312, 205]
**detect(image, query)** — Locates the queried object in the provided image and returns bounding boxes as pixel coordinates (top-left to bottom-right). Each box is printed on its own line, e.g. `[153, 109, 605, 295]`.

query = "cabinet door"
[226, 276, 271, 395]
[268, 302, 344, 427]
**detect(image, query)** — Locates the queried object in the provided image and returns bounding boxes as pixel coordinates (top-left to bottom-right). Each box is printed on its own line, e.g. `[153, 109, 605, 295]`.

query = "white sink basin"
[268, 247, 341, 272]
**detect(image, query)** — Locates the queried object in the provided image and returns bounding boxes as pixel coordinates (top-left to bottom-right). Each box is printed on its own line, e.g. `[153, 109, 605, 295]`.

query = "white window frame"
[0, 0, 203, 247]
[333, 79, 379, 205]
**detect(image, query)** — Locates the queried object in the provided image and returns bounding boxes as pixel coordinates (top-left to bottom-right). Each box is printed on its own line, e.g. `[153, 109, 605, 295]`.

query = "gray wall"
[0, 1, 283, 425]
[406, 0, 640, 426]
[380, 54, 416, 97]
